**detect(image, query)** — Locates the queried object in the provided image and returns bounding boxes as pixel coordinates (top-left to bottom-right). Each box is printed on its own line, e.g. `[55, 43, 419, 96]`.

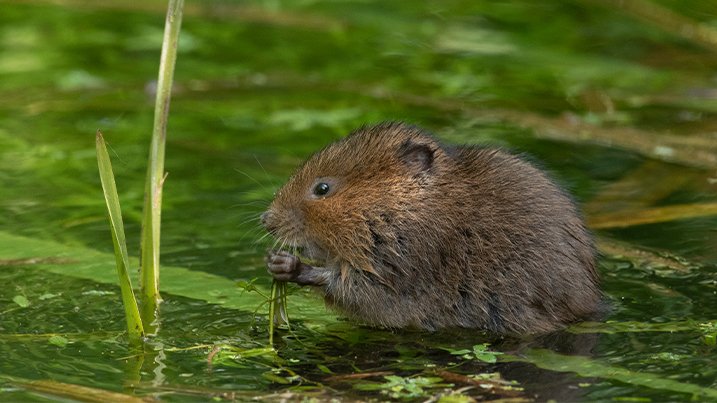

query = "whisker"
[237, 224, 265, 244]
[235, 169, 271, 194]
[241, 216, 264, 225]
[232, 210, 262, 220]
[254, 154, 276, 192]
[252, 231, 273, 247]
[228, 201, 270, 209]
[234, 212, 263, 223]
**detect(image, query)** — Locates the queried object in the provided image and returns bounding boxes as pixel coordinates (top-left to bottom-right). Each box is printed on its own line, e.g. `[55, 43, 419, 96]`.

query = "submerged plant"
[699, 322, 717, 345]
[354, 375, 453, 400]
[442, 343, 503, 363]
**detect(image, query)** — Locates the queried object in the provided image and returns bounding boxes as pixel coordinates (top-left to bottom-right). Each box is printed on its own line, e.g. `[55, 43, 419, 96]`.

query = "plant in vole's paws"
[261, 121, 600, 333]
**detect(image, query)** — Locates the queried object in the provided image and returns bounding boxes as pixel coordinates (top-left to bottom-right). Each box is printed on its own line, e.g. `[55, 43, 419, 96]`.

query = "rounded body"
[262, 122, 600, 333]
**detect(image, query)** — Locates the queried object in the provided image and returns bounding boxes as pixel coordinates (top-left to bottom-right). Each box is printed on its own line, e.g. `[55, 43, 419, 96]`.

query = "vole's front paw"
[264, 249, 301, 282]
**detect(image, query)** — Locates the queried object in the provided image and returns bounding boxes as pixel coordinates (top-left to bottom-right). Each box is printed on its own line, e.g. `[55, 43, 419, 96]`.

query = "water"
[3, 0, 717, 401]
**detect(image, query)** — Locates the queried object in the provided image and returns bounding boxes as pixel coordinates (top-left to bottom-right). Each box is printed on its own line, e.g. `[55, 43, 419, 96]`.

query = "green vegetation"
[96, 130, 146, 344]
[442, 343, 503, 363]
[354, 376, 452, 400]
[139, 0, 184, 331]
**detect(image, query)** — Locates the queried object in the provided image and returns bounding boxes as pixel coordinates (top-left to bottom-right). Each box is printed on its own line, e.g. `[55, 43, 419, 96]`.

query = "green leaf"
[354, 376, 449, 399]
[317, 364, 333, 374]
[442, 348, 471, 355]
[48, 335, 69, 347]
[473, 343, 502, 363]
[442, 344, 502, 362]
[261, 372, 290, 384]
[476, 353, 497, 363]
[237, 278, 260, 294]
[38, 294, 58, 300]
[96, 130, 145, 344]
[472, 344, 489, 352]
[13, 295, 29, 307]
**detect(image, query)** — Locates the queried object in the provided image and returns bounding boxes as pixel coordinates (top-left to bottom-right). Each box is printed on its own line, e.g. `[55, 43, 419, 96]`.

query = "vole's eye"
[313, 182, 330, 196]
[309, 177, 338, 199]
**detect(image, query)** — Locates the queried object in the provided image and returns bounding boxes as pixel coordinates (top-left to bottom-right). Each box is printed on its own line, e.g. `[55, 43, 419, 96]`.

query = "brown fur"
[261, 122, 600, 333]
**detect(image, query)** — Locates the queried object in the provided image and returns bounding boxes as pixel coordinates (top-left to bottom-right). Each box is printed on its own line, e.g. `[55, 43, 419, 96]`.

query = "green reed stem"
[268, 279, 289, 346]
[139, 0, 184, 330]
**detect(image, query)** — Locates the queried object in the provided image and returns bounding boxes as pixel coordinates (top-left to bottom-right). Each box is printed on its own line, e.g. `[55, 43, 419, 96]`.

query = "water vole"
[261, 122, 600, 333]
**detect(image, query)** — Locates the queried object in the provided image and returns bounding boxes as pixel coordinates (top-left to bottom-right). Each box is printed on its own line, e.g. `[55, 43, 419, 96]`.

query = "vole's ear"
[399, 140, 434, 173]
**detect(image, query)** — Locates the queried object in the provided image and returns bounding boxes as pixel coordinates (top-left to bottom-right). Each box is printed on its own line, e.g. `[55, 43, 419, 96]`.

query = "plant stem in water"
[139, 0, 185, 332]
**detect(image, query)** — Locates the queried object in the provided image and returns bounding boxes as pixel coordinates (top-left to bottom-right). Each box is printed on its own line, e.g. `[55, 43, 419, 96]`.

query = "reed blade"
[95, 130, 145, 345]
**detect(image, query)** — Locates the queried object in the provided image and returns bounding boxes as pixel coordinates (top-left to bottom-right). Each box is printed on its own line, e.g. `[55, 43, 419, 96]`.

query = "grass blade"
[268, 279, 289, 346]
[96, 130, 145, 345]
[139, 0, 185, 330]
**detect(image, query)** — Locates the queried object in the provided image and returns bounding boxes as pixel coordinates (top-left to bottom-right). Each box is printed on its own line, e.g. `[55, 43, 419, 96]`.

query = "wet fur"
[262, 122, 600, 333]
